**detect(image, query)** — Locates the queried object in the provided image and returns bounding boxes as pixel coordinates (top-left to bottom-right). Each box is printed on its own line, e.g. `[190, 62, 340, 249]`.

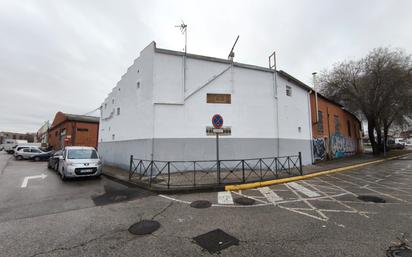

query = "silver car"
[58, 146, 102, 180]
[14, 146, 44, 160]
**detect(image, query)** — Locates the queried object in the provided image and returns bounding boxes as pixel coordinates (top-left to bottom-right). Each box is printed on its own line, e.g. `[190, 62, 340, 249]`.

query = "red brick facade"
[48, 112, 99, 150]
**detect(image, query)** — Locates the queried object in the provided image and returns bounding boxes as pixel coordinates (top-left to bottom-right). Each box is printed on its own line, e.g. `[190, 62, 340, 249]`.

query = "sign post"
[212, 114, 224, 184]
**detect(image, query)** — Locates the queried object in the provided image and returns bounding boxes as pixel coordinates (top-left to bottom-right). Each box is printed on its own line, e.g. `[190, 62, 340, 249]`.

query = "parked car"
[29, 151, 52, 161]
[57, 146, 102, 180]
[48, 150, 63, 171]
[14, 146, 44, 160]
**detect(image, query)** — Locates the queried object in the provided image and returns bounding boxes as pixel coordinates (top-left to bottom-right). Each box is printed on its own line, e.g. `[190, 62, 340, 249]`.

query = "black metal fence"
[129, 152, 302, 189]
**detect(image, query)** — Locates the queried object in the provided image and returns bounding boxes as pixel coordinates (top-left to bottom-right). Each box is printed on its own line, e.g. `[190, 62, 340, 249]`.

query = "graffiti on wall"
[313, 137, 327, 161]
[331, 133, 357, 158]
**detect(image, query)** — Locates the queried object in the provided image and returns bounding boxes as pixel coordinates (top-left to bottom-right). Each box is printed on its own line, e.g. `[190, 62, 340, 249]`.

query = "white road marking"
[21, 174, 47, 188]
[258, 187, 283, 204]
[217, 191, 234, 205]
[286, 182, 321, 197]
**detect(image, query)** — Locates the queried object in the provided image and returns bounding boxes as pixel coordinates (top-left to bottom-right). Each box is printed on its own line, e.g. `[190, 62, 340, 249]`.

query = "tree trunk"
[367, 119, 378, 155]
[383, 125, 389, 154]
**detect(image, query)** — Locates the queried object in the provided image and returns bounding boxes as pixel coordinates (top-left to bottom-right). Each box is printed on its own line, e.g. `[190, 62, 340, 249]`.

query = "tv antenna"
[228, 35, 239, 61]
[175, 21, 187, 54]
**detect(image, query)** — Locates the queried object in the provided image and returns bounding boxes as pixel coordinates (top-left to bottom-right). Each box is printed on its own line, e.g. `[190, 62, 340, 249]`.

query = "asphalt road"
[0, 151, 412, 256]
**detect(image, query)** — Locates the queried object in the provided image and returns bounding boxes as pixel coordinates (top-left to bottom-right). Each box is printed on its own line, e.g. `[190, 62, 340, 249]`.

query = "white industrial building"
[99, 42, 313, 170]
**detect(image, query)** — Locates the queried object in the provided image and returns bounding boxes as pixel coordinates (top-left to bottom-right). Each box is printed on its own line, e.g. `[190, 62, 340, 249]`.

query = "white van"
[3, 139, 29, 154]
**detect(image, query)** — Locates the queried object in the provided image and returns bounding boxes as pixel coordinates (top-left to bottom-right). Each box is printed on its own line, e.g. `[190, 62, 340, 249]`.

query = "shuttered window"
[206, 94, 231, 104]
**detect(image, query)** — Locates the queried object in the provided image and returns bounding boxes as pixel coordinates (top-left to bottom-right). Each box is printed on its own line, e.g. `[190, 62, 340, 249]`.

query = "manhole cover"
[190, 200, 212, 209]
[387, 248, 412, 257]
[193, 229, 239, 254]
[357, 195, 386, 203]
[234, 197, 255, 205]
[128, 220, 160, 235]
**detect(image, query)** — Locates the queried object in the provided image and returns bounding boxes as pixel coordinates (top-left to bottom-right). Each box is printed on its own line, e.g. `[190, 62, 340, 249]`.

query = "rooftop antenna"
[228, 35, 239, 61]
[175, 21, 187, 54]
[312, 72, 319, 123]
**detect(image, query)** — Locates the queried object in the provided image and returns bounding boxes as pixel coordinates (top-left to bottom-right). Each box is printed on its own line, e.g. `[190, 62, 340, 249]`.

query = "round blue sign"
[212, 114, 224, 129]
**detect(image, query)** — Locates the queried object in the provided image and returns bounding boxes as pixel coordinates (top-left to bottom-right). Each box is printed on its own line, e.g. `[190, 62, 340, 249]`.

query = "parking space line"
[328, 174, 410, 203]
[286, 182, 321, 197]
[217, 191, 234, 205]
[258, 187, 283, 204]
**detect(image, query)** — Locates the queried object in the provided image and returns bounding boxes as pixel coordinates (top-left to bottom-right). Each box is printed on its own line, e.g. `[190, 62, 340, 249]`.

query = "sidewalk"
[102, 150, 412, 193]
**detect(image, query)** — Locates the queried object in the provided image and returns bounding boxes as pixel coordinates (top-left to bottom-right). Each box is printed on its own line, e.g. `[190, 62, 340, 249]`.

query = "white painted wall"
[100, 42, 155, 142]
[99, 42, 312, 162]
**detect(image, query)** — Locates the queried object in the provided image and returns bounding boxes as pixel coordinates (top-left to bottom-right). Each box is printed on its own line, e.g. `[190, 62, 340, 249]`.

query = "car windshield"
[67, 149, 98, 159]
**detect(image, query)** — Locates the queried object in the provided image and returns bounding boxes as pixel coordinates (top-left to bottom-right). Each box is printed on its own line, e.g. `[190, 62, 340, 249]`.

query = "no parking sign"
[212, 114, 224, 129]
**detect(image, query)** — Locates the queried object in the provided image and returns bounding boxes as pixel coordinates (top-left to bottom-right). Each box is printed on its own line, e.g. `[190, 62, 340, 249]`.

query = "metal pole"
[298, 152, 303, 175]
[216, 133, 220, 184]
[129, 155, 133, 180]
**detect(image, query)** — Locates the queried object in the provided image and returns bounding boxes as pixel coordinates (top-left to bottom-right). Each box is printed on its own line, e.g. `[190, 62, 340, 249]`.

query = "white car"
[58, 146, 102, 180]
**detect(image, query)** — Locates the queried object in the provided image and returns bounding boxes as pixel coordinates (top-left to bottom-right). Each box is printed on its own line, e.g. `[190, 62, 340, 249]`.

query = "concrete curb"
[224, 153, 411, 191]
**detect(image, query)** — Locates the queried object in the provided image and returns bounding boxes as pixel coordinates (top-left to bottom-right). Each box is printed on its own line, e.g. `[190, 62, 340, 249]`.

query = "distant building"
[99, 41, 314, 170]
[310, 92, 363, 161]
[48, 112, 99, 150]
[0, 131, 36, 144]
[36, 121, 50, 146]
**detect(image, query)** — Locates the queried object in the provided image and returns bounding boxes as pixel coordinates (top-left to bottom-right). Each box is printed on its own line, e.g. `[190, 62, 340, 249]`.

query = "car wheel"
[16, 155, 23, 160]
[34, 156, 40, 162]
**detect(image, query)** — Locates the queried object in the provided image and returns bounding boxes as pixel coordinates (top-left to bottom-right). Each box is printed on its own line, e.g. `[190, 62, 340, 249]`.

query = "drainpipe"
[312, 72, 318, 123]
[308, 90, 314, 164]
[269, 52, 280, 157]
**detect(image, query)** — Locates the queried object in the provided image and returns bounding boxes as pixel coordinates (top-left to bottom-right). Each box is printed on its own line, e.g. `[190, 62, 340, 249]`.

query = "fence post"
[259, 158, 263, 180]
[242, 160, 245, 183]
[149, 161, 154, 187]
[193, 161, 196, 186]
[275, 157, 278, 178]
[167, 162, 170, 189]
[129, 155, 133, 180]
[287, 157, 291, 175]
[298, 152, 303, 175]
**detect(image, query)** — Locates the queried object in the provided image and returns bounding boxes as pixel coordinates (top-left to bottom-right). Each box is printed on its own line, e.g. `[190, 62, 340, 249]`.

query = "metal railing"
[129, 152, 302, 189]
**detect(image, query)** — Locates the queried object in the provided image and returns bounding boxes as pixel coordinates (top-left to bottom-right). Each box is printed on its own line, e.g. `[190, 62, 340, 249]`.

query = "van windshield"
[67, 149, 98, 159]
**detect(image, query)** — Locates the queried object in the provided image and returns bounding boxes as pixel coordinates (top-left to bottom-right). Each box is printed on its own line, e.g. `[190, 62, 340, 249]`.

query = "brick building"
[310, 92, 363, 161]
[48, 112, 99, 150]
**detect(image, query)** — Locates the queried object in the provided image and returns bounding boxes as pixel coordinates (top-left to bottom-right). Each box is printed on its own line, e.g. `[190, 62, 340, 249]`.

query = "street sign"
[206, 127, 231, 136]
[212, 114, 224, 129]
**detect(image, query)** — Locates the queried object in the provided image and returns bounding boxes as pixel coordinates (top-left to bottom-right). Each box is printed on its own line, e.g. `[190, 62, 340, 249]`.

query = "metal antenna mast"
[228, 35, 239, 61]
[175, 21, 187, 54]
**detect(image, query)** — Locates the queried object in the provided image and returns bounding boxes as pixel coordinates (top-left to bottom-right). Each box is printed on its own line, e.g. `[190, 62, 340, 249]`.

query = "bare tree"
[319, 47, 412, 154]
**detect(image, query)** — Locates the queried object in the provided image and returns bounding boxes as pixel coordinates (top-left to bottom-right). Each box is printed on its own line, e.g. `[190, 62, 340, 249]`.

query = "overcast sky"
[1, 0, 412, 133]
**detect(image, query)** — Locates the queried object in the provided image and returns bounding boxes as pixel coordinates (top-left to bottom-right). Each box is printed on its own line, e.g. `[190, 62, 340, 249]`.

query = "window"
[137, 81, 140, 88]
[137, 69, 139, 73]
[67, 149, 98, 159]
[112, 99, 114, 104]
[105, 103, 107, 109]
[317, 111, 324, 133]
[206, 93, 231, 104]
[77, 128, 88, 132]
[55, 131, 58, 136]
[347, 120, 351, 137]
[117, 107, 120, 115]
[286, 85, 292, 96]
[334, 115, 340, 133]
[112, 134, 115, 140]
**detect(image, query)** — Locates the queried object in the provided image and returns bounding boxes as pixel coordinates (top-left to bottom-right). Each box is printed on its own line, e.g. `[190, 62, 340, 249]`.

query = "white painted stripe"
[287, 182, 320, 197]
[258, 187, 283, 203]
[21, 177, 29, 188]
[218, 191, 234, 205]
